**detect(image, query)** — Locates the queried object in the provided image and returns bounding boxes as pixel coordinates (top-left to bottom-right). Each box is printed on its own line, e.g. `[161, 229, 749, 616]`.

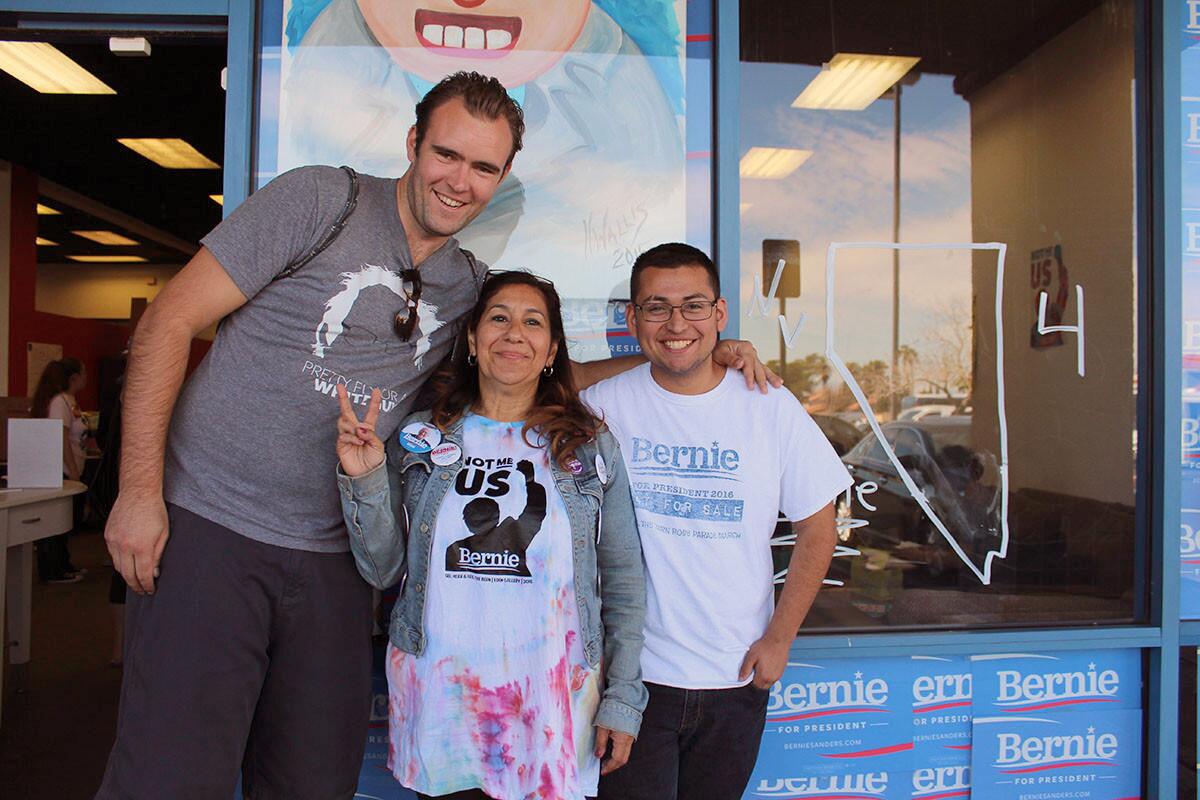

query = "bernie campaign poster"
[911, 655, 973, 768]
[970, 650, 1141, 716]
[1182, 0, 1200, 620]
[971, 709, 1142, 800]
[750, 656, 915, 781]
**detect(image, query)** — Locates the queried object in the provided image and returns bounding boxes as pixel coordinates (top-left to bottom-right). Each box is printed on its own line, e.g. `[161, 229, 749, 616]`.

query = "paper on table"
[7, 419, 63, 489]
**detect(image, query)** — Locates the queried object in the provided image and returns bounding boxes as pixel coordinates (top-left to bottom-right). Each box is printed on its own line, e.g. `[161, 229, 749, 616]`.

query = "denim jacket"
[337, 410, 648, 737]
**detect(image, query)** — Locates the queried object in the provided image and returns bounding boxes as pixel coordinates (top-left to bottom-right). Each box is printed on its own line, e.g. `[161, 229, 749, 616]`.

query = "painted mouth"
[414, 9, 521, 57]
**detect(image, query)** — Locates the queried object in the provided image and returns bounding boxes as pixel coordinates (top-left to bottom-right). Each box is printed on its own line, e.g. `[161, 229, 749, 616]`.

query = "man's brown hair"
[413, 71, 525, 168]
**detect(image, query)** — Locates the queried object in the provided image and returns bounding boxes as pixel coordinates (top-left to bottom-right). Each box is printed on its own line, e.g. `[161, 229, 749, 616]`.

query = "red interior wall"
[8, 164, 211, 410]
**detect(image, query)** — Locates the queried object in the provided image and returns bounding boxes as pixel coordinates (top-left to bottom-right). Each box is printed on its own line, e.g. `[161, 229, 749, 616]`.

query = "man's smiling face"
[356, 0, 591, 87]
[404, 95, 513, 239]
[628, 264, 728, 391]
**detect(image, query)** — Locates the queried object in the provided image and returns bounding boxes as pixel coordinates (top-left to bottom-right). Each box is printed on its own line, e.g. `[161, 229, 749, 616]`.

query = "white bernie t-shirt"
[583, 365, 851, 689]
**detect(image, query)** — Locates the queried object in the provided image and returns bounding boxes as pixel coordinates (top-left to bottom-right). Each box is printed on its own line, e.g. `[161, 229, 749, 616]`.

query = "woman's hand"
[336, 385, 385, 477]
[595, 726, 635, 775]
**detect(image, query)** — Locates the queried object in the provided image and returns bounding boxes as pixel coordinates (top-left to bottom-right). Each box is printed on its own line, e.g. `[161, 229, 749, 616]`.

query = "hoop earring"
[542, 365, 554, 378]
[467, 353, 477, 367]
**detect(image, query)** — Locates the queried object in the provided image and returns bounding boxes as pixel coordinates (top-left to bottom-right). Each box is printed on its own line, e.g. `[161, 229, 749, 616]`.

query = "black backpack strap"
[275, 165, 359, 280]
[460, 247, 486, 293]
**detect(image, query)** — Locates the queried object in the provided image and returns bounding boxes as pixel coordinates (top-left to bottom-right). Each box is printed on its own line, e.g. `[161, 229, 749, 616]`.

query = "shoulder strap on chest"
[274, 165, 359, 280]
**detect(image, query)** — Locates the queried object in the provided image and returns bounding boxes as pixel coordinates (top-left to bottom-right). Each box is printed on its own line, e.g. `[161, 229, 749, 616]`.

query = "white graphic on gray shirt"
[312, 263, 444, 367]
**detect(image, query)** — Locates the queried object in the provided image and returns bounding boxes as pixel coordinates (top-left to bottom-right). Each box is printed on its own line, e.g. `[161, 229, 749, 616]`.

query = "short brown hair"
[414, 71, 525, 168]
[630, 242, 720, 301]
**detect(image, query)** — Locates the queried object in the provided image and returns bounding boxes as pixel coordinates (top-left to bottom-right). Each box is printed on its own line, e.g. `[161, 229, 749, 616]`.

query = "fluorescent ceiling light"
[209, 194, 224, 206]
[117, 138, 220, 169]
[792, 53, 920, 111]
[739, 147, 813, 179]
[36, 237, 57, 246]
[72, 230, 139, 246]
[0, 41, 115, 94]
[36, 203, 61, 215]
[109, 37, 151, 57]
[68, 255, 147, 263]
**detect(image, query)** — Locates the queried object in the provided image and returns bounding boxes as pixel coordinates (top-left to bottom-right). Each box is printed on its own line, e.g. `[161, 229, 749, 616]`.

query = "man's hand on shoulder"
[738, 633, 791, 689]
[714, 340, 783, 394]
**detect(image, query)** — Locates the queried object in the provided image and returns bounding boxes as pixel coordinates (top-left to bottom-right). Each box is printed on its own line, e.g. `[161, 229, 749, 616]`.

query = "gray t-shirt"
[164, 165, 486, 552]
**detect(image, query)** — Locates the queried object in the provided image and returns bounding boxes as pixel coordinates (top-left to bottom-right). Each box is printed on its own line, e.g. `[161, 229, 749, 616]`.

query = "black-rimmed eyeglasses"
[633, 300, 719, 322]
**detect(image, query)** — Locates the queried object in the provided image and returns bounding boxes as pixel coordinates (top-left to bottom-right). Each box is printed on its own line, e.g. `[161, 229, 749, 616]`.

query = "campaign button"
[399, 421, 442, 453]
[595, 454, 609, 485]
[567, 458, 584, 475]
[431, 442, 462, 466]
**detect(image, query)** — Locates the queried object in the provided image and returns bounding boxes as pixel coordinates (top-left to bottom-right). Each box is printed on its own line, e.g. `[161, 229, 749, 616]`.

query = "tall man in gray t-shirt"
[95, 72, 527, 800]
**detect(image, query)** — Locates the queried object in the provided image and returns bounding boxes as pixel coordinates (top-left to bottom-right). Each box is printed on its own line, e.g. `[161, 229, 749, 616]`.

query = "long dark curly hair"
[31, 358, 82, 419]
[432, 271, 601, 468]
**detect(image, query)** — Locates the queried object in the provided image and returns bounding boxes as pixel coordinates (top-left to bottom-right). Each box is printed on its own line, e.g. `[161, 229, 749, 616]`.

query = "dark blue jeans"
[598, 681, 770, 800]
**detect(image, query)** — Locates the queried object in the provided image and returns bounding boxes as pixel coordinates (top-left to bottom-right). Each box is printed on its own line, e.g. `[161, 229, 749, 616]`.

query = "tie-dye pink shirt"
[385, 416, 602, 799]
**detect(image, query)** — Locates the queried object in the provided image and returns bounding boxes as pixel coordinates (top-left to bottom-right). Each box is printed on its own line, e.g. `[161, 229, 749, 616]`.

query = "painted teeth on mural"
[464, 27, 485, 49]
[422, 24, 444, 46]
[485, 29, 512, 49]
[443, 25, 465, 47]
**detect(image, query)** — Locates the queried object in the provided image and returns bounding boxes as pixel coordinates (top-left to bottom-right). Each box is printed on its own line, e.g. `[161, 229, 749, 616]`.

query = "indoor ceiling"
[0, 29, 226, 265]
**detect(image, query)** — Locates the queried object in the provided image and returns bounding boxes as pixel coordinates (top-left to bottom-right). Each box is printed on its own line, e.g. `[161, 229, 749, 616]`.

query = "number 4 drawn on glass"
[1037, 285, 1086, 377]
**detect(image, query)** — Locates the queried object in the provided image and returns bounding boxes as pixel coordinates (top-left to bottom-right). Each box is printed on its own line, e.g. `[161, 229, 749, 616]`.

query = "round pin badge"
[595, 454, 609, 485]
[430, 442, 462, 466]
[567, 458, 584, 475]
[399, 422, 442, 453]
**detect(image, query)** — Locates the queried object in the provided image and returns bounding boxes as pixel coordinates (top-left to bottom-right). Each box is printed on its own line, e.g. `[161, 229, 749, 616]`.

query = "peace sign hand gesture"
[336, 384, 385, 477]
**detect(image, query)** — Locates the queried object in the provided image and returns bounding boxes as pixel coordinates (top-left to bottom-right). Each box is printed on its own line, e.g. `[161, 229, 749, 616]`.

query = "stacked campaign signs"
[743, 650, 1142, 799]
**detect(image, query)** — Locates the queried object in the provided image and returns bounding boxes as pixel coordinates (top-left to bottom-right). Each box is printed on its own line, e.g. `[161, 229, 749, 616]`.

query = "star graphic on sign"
[1088, 662, 1096, 670]
[1088, 726, 1096, 734]
[854, 671, 863, 679]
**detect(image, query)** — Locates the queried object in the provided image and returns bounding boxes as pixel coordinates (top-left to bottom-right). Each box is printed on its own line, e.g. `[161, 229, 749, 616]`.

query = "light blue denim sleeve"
[337, 460, 408, 590]
[593, 433, 649, 737]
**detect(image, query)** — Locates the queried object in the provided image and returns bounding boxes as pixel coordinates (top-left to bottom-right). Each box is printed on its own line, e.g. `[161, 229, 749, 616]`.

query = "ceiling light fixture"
[72, 230, 139, 246]
[0, 41, 116, 94]
[67, 255, 148, 263]
[117, 138, 220, 169]
[792, 53, 920, 111]
[739, 147, 813, 179]
[109, 37, 151, 57]
[209, 194, 224, 206]
[36, 237, 58, 246]
[36, 203, 61, 215]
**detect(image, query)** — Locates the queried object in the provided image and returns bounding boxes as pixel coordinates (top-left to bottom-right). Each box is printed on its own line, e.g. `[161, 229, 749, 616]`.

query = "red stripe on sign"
[914, 792, 970, 800]
[686, 34, 712, 42]
[1002, 698, 1115, 712]
[820, 741, 914, 759]
[1001, 760, 1114, 774]
[914, 700, 971, 713]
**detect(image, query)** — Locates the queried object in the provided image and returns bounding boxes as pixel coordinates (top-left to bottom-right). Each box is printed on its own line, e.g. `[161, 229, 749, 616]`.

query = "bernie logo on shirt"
[628, 436, 741, 481]
[445, 458, 545, 578]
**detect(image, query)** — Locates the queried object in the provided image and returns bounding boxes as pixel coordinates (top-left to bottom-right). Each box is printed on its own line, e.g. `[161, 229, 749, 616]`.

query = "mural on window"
[740, 0, 1142, 629]
[256, 0, 711, 360]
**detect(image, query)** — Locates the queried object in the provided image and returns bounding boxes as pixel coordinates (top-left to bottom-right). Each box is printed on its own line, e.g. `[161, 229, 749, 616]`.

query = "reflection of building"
[0, 0, 1194, 794]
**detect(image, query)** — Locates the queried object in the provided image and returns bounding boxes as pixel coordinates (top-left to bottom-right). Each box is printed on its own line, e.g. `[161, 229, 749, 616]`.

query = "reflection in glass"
[742, 0, 1141, 629]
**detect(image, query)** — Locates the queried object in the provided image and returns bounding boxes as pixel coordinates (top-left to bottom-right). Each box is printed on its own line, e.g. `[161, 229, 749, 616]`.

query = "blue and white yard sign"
[971, 710, 1142, 800]
[970, 650, 1142, 716]
[911, 656, 973, 767]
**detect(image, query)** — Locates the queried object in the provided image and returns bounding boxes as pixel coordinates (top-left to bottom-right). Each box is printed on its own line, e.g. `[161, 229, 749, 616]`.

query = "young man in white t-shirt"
[584, 243, 851, 800]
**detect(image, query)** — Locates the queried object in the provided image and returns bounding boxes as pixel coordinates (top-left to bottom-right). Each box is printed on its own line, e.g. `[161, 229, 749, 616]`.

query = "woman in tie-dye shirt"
[336, 270, 647, 799]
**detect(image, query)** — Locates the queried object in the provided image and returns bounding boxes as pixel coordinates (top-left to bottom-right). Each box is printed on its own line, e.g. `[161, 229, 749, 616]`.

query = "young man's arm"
[570, 340, 782, 391]
[739, 501, 837, 688]
[104, 247, 248, 596]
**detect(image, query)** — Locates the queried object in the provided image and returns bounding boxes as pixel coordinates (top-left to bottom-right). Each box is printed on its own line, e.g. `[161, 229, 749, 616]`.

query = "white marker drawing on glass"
[750, 257, 806, 347]
[824, 241, 1011, 585]
[1037, 285, 1086, 376]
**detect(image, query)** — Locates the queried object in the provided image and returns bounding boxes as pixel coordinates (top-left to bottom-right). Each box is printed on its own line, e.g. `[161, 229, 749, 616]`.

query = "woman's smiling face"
[356, 0, 592, 87]
[469, 282, 559, 394]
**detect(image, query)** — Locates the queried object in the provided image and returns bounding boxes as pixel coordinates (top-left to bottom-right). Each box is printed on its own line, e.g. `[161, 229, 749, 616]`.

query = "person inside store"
[96, 70, 771, 799]
[30, 357, 89, 584]
[335, 269, 646, 800]
[582, 243, 850, 800]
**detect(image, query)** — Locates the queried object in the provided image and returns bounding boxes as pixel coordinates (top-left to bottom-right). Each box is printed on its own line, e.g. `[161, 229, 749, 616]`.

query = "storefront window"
[740, 0, 1143, 628]
[254, 0, 711, 360]
[1180, 0, 1200, 618]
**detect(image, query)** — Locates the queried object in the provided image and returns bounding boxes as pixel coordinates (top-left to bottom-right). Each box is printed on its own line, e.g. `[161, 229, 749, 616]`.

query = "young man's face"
[404, 96, 513, 239]
[628, 265, 728, 383]
[356, 0, 591, 87]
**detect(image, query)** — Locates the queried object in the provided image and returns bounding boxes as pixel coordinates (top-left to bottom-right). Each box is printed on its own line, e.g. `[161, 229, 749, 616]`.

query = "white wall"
[970, 2, 1136, 504]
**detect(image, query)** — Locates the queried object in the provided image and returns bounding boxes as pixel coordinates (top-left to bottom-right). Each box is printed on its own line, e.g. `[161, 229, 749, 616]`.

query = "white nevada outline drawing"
[823, 242, 1011, 585]
[763, 241, 1008, 585]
